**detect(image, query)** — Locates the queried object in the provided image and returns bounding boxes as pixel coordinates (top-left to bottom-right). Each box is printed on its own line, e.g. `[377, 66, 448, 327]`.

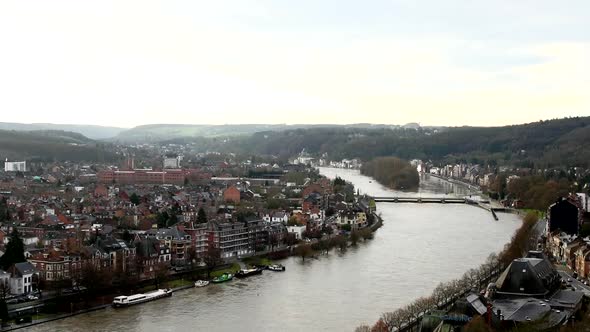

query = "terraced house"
[29, 248, 82, 283]
[148, 226, 192, 266]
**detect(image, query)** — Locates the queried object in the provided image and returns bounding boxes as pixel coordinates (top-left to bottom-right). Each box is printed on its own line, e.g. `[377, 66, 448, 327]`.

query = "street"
[558, 270, 590, 296]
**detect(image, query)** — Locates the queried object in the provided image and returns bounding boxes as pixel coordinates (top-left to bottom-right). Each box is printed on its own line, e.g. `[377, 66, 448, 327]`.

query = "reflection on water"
[31, 168, 520, 332]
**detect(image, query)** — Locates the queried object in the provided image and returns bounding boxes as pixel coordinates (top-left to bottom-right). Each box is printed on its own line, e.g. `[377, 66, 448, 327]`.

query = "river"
[30, 168, 521, 332]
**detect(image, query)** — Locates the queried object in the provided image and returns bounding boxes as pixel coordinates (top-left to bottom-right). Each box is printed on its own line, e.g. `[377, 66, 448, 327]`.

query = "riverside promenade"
[1, 284, 194, 332]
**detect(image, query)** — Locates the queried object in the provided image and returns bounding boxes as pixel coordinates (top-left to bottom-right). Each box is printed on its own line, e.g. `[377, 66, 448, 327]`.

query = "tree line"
[360, 157, 419, 190]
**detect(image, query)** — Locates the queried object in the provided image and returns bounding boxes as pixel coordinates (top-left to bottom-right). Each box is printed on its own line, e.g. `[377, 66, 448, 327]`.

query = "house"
[86, 237, 135, 273]
[546, 232, 578, 263]
[8, 262, 38, 295]
[564, 238, 586, 270]
[335, 209, 367, 230]
[149, 226, 192, 266]
[223, 186, 241, 203]
[548, 197, 581, 236]
[287, 225, 306, 240]
[29, 248, 82, 284]
[134, 237, 171, 280]
[574, 245, 590, 278]
[271, 212, 289, 224]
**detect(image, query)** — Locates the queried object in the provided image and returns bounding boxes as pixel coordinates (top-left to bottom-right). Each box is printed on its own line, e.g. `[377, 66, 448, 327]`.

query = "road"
[557, 270, 590, 296]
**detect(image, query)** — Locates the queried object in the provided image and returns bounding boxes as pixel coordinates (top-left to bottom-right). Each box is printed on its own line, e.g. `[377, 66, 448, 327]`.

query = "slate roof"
[492, 298, 551, 322]
[149, 226, 190, 240]
[548, 290, 584, 311]
[491, 297, 568, 328]
[9, 262, 37, 277]
[495, 257, 560, 298]
[466, 293, 487, 315]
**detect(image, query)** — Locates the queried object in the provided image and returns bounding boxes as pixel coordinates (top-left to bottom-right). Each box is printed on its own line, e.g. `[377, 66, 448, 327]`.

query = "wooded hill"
[160, 117, 590, 168]
[0, 122, 125, 140]
[0, 130, 119, 162]
[111, 123, 401, 143]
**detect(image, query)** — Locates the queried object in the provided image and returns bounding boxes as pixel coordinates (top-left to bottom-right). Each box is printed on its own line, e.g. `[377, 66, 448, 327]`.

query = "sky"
[0, 0, 589, 128]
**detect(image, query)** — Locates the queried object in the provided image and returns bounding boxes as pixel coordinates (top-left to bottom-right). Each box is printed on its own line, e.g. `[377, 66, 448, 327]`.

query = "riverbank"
[428, 173, 481, 193]
[8, 213, 384, 331]
[26, 169, 522, 332]
[1, 283, 195, 332]
[356, 211, 537, 331]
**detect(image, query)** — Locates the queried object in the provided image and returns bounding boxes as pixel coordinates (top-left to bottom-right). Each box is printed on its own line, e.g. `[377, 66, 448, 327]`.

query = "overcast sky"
[0, 1, 589, 128]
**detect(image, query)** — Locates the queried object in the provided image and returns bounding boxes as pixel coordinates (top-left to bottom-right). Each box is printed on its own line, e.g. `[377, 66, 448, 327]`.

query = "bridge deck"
[373, 197, 471, 203]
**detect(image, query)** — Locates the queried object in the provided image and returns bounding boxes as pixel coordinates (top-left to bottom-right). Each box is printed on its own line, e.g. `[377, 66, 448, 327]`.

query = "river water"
[31, 169, 521, 332]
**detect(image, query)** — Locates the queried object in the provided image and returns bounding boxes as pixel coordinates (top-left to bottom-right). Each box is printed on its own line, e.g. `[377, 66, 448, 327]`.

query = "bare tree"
[414, 296, 435, 316]
[204, 246, 223, 278]
[0, 280, 10, 300]
[154, 262, 169, 288]
[354, 324, 372, 332]
[381, 310, 407, 332]
[294, 244, 313, 262]
[432, 282, 447, 308]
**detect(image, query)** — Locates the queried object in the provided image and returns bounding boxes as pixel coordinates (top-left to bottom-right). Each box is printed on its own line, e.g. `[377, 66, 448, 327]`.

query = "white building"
[8, 262, 37, 295]
[4, 160, 26, 172]
[577, 193, 589, 212]
[163, 156, 181, 169]
[287, 225, 306, 240]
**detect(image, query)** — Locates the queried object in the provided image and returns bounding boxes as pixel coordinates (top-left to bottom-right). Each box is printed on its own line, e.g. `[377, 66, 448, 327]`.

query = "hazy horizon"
[1, 1, 589, 128]
[2, 116, 587, 130]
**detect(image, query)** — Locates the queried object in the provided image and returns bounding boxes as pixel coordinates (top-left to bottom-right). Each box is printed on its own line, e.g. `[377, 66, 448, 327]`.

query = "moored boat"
[235, 267, 263, 278]
[194, 280, 210, 287]
[211, 272, 234, 283]
[112, 289, 172, 308]
[268, 264, 286, 272]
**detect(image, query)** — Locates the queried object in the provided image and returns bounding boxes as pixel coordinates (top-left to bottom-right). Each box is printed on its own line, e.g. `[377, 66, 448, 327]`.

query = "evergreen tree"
[0, 299, 8, 325]
[130, 193, 140, 206]
[156, 211, 169, 229]
[0, 197, 8, 222]
[196, 207, 208, 224]
[0, 229, 26, 270]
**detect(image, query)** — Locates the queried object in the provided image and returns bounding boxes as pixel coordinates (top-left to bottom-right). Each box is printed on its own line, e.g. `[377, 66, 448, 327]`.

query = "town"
[0, 151, 378, 327]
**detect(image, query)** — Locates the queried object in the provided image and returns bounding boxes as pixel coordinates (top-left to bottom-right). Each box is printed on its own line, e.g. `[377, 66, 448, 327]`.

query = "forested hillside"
[164, 117, 590, 167]
[112, 123, 398, 143]
[0, 130, 119, 162]
[0, 122, 125, 139]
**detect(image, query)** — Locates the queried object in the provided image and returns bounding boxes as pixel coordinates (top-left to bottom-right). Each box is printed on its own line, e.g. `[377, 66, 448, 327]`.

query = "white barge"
[112, 288, 172, 308]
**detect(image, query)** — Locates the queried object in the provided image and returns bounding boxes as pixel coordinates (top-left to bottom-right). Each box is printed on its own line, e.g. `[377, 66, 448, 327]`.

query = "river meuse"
[31, 168, 521, 332]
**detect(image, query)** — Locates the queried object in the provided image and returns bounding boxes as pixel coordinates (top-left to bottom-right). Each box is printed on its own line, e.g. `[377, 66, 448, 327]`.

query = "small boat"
[268, 264, 286, 272]
[194, 280, 210, 287]
[112, 289, 172, 308]
[235, 267, 263, 278]
[211, 273, 234, 284]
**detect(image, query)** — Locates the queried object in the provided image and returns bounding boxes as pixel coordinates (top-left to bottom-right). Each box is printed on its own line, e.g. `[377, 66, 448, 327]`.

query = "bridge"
[372, 196, 481, 204]
[372, 196, 514, 220]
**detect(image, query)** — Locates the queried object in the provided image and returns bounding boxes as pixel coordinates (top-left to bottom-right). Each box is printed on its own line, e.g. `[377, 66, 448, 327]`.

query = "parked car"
[26, 294, 38, 301]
